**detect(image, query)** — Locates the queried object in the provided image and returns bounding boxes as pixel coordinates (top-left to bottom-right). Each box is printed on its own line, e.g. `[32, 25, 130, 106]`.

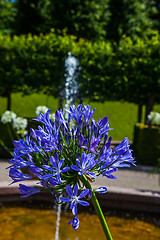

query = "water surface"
[0, 207, 160, 240]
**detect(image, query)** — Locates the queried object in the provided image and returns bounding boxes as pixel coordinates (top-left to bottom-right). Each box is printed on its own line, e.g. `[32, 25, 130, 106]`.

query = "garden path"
[0, 159, 159, 192]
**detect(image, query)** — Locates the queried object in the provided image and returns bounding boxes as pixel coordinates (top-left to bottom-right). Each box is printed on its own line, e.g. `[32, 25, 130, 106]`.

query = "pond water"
[0, 207, 160, 240]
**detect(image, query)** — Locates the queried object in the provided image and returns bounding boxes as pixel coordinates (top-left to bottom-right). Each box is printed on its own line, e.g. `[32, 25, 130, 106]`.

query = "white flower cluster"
[35, 106, 49, 115]
[35, 106, 55, 121]
[147, 111, 160, 126]
[13, 117, 28, 130]
[1, 106, 56, 138]
[1, 110, 28, 137]
[1, 110, 17, 124]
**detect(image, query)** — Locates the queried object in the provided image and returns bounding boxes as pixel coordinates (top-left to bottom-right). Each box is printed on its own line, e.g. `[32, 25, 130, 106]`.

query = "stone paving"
[0, 159, 159, 192]
[0, 158, 160, 214]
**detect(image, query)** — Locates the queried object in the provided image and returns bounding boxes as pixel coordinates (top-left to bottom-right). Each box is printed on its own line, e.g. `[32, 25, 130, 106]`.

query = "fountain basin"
[0, 181, 160, 214]
[0, 181, 160, 240]
[0, 205, 160, 240]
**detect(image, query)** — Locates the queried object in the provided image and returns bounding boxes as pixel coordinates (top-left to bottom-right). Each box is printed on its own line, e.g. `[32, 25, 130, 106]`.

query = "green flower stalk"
[81, 175, 113, 240]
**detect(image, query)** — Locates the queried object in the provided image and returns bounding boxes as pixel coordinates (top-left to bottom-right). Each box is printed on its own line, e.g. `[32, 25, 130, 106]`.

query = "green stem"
[81, 175, 113, 240]
[0, 139, 13, 157]
[7, 123, 14, 143]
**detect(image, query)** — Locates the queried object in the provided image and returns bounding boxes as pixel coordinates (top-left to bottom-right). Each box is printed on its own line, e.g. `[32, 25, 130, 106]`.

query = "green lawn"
[0, 93, 160, 141]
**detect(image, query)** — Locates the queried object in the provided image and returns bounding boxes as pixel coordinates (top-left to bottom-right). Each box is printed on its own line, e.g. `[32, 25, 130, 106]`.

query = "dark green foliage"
[1, 30, 160, 114]
[106, 0, 158, 43]
[0, 118, 40, 157]
[0, 35, 24, 109]
[133, 123, 160, 166]
[7, 0, 110, 40]
[109, 33, 160, 122]
[0, 0, 17, 34]
[151, 0, 160, 31]
[0, 31, 113, 108]
[0, 0, 159, 42]
[40, 0, 110, 41]
[14, 0, 45, 35]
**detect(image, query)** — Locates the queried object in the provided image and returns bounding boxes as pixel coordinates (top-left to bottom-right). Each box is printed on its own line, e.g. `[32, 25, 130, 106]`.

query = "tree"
[114, 33, 160, 123]
[39, 0, 110, 41]
[106, 0, 158, 43]
[0, 35, 24, 110]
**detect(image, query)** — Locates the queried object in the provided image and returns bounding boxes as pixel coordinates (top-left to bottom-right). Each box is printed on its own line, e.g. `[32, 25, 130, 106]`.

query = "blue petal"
[49, 178, 58, 187]
[50, 156, 57, 168]
[60, 197, 71, 203]
[71, 165, 80, 171]
[66, 185, 73, 197]
[42, 165, 54, 171]
[61, 167, 70, 172]
[68, 215, 79, 230]
[41, 174, 53, 179]
[78, 200, 89, 206]
[74, 184, 78, 196]
[72, 204, 77, 215]
[95, 187, 107, 194]
[78, 189, 89, 199]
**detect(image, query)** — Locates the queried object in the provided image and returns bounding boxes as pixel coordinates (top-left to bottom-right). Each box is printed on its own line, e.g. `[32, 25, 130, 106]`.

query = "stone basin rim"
[0, 181, 160, 215]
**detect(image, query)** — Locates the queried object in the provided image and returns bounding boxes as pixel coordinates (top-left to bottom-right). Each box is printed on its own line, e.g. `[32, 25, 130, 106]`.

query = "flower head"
[1, 110, 17, 123]
[7, 104, 135, 230]
[1, 111, 28, 137]
[42, 155, 70, 183]
[71, 152, 97, 179]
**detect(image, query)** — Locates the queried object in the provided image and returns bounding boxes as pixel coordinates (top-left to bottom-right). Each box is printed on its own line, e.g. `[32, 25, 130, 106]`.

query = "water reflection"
[0, 207, 160, 240]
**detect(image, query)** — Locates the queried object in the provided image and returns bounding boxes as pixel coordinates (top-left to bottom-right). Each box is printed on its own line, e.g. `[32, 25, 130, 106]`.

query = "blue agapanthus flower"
[8, 104, 135, 230]
[60, 184, 89, 215]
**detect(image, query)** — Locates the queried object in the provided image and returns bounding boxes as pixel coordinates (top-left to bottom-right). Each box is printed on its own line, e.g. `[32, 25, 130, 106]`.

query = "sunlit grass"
[0, 93, 59, 118]
[0, 93, 160, 140]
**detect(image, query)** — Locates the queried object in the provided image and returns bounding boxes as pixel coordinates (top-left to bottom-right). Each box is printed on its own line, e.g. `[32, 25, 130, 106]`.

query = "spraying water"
[64, 52, 80, 118]
[54, 53, 80, 240]
[54, 203, 62, 240]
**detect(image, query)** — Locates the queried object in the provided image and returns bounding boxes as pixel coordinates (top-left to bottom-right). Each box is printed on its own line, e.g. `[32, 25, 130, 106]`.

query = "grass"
[0, 92, 160, 141]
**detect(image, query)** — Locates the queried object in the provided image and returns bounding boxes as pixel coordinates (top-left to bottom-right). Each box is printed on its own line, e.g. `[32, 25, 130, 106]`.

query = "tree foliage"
[0, 0, 17, 34]
[106, 0, 158, 42]
[112, 32, 160, 122]
[0, 0, 159, 42]
[13, 0, 45, 35]
[40, 0, 110, 41]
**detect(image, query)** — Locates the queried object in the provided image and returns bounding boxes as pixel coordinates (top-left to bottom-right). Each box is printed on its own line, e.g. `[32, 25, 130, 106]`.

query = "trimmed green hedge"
[133, 123, 160, 166]
[0, 30, 112, 103]
[1, 30, 160, 107]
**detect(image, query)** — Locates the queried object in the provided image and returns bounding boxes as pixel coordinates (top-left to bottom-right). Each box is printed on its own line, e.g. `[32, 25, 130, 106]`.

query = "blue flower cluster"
[8, 104, 135, 230]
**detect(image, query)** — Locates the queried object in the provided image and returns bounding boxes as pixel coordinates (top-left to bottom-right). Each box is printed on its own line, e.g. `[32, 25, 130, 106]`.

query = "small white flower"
[1, 110, 17, 124]
[154, 113, 160, 125]
[35, 106, 49, 116]
[17, 129, 28, 137]
[13, 117, 28, 131]
[147, 111, 156, 121]
[148, 111, 160, 126]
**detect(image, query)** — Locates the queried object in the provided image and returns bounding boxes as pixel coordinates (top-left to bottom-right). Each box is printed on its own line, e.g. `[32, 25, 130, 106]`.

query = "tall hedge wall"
[0, 30, 112, 105]
[133, 123, 160, 166]
[0, 30, 160, 112]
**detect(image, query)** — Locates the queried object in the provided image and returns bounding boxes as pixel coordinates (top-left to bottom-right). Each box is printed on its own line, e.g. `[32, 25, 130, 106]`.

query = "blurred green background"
[1, 0, 160, 164]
